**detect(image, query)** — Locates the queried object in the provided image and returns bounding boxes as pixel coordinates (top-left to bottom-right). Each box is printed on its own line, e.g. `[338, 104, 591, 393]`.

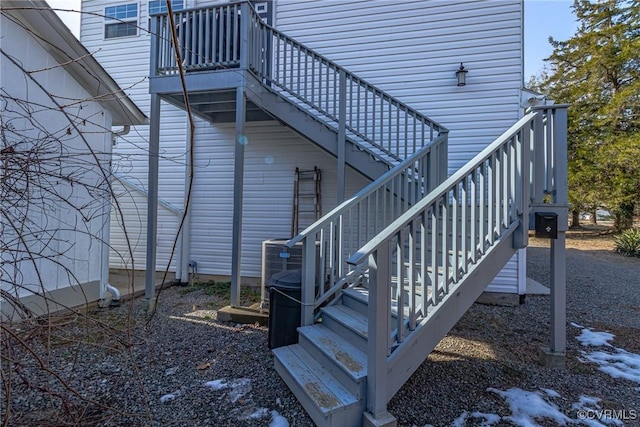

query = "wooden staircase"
[274, 222, 519, 427]
[148, 4, 569, 425]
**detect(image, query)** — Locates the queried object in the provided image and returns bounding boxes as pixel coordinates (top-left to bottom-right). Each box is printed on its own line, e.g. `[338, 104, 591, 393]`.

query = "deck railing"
[286, 133, 448, 325]
[151, 4, 242, 74]
[245, 6, 444, 160]
[150, 1, 446, 161]
[345, 105, 568, 416]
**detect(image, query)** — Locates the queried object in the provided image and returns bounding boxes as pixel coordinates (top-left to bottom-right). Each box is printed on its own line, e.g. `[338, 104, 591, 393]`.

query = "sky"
[48, 0, 579, 83]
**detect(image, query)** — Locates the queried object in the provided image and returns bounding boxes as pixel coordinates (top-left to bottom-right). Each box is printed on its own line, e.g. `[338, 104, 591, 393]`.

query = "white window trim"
[103, 2, 140, 41]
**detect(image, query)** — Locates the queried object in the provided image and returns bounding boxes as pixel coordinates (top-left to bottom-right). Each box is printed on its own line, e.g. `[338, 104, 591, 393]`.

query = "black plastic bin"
[267, 269, 302, 349]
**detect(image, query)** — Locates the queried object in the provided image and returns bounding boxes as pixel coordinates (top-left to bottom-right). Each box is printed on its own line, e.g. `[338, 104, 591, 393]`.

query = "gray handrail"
[286, 133, 448, 248]
[347, 111, 538, 267]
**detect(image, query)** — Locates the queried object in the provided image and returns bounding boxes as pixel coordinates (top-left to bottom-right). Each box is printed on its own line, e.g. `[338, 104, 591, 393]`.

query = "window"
[149, 0, 184, 15]
[104, 3, 138, 39]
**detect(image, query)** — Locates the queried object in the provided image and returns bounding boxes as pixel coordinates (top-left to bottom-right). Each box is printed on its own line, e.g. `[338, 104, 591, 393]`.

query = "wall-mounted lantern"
[456, 63, 468, 86]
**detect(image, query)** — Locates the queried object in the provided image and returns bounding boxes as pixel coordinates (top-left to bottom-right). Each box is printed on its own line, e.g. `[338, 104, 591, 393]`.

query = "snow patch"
[543, 388, 561, 398]
[164, 366, 178, 376]
[576, 329, 615, 347]
[488, 387, 572, 426]
[451, 411, 468, 427]
[204, 379, 228, 390]
[270, 410, 289, 427]
[470, 411, 501, 426]
[159, 390, 181, 403]
[228, 378, 252, 403]
[574, 326, 640, 385]
[234, 406, 269, 420]
[583, 349, 640, 384]
[571, 322, 584, 328]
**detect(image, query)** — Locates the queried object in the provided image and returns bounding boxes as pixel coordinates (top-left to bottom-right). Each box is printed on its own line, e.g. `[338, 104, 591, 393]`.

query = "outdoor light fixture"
[456, 63, 468, 86]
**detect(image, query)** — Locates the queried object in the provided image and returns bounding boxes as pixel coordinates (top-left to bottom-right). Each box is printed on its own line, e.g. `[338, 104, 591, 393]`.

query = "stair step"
[341, 287, 369, 315]
[273, 344, 363, 427]
[298, 324, 367, 397]
[343, 286, 429, 318]
[320, 305, 368, 352]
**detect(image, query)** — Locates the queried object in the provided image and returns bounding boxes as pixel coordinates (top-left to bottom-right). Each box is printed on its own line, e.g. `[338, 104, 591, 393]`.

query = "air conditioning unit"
[261, 238, 322, 310]
[261, 238, 303, 310]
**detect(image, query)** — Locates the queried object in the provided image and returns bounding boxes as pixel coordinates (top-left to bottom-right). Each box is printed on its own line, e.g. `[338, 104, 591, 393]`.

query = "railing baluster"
[395, 231, 405, 344]
[495, 149, 502, 237]
[479, 163, 486, 254]
[441, 197, 448, 294]
[337, 217, 344, 277]
[289, 41, 294, 93]
[461, 177, 468, 273]
[408, 220, 417, 330]
[419, 211, 427, 314]
[470, 168, 477, 263]
[451, 184, 459, 283]
[487, 155, 495, 245]
[430, 204, 439, 306]
[404, 108, 409, 159]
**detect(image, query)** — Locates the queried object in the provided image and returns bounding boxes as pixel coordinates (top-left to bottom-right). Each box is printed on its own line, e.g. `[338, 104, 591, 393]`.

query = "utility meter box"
[535, 212, 558, 239]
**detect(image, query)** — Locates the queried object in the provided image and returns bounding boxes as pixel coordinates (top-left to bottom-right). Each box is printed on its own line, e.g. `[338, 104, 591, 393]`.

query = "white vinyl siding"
[1, 13, 112, 298]
[81, 0, 525, 292]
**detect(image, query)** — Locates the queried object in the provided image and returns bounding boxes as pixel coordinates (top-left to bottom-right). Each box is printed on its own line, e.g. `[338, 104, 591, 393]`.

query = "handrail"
[286, 133, 448, 248]
[246, 6, 446, 160]
[289, 132, 448, 325]
[342, 105, 568, 417]
[347, 111, 537, 266]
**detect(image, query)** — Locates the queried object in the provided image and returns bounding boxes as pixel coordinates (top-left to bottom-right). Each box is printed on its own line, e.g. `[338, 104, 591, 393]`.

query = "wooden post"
[230, 87, 246, 308]
[145, 94, 161, 304]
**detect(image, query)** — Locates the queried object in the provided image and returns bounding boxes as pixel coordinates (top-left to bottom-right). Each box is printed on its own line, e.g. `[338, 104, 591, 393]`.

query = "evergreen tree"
[538, 0, 640, 229]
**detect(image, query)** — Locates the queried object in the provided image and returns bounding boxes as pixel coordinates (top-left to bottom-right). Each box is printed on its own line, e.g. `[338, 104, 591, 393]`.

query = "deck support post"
[145, 93, 161, 306]
[177, 121, 193, 285]
[550, 232, 567, 351]
[538, 106, 569, 368]
[230, 87, 246, 308]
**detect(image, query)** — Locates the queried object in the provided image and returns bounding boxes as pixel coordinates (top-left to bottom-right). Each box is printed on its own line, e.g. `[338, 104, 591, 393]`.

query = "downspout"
[103, 125, 132, 306]
[111, 125, 130, 146]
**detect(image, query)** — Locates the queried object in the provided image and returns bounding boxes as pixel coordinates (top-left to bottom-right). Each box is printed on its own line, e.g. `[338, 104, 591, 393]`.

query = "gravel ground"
[2, 229, 639, 426]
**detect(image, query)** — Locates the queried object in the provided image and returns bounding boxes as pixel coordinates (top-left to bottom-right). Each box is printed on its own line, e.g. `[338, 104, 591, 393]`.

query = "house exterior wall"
[0, 13, 113, 309]
[80, 0, 525, 294]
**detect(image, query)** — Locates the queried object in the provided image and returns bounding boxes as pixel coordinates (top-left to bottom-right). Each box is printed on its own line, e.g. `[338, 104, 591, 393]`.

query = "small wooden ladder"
[292, 167, 321, 236]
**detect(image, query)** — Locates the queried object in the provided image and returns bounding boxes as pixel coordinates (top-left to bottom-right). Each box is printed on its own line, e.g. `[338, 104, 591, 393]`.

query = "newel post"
[300, 235, 316, 326]
[149, 15, 159, 76]
[239, 2, 250, 70]
[364, 242, 397, 427]
[550, 106, 569, 356]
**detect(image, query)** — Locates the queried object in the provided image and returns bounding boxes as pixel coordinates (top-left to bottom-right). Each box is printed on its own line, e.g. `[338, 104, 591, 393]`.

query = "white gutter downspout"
[103, 126, 132, 305]
[112, 125, 130, 146]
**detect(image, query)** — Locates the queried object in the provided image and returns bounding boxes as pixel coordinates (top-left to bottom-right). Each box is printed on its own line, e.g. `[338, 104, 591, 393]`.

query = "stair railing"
[287, 132, 448, 326]
[346, 105, 568, 417]
[245, 6, 444, 161]
[150, 2, 445, 162]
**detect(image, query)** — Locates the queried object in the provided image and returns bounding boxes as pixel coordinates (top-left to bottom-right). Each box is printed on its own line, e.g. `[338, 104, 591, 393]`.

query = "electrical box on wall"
[535, 212, 558, 239]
